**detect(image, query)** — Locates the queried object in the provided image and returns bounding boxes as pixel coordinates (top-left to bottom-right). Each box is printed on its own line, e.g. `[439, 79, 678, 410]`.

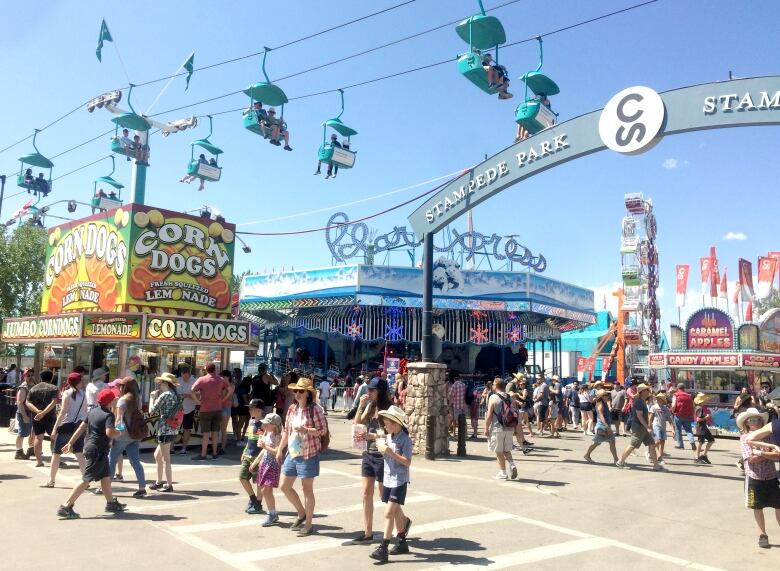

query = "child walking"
[251, 412, 283, 527]
[239, 399, 264, 514]
[370, 405, 413, 563]
[737, 408, 780, 549]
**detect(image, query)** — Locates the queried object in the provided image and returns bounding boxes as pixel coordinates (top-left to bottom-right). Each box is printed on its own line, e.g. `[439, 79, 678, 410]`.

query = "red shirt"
[192, 373, 228, 413]
[672, 390, 694, 420]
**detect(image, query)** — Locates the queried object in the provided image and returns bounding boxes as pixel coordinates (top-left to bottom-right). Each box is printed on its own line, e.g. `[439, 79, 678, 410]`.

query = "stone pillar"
[404, 361, 449, 457]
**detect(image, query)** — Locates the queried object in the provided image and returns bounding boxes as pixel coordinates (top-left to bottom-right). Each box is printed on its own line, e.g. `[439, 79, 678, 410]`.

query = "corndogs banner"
[41, 204, 235, 317]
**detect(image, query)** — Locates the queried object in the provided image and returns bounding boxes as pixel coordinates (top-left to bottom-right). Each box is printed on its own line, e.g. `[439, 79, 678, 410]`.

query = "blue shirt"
[383, 430, 412, 488]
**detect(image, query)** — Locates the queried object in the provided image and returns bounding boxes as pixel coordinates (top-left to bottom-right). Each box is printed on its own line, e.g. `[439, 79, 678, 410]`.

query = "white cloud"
[723, 231, 747, 241]
[588, 282, 623, 314]
[661, 158, 678, 169]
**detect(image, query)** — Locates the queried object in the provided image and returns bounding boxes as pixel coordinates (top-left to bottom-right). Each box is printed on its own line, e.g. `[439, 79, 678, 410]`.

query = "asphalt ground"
[0, 415, 777, 571]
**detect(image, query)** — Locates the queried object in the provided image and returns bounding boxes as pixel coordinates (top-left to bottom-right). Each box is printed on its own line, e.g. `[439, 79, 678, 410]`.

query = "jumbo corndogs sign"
[41, 205, 235, 317]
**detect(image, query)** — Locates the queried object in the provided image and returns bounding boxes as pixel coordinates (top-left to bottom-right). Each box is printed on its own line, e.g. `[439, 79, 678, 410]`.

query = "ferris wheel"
[619, 192, 660, 380]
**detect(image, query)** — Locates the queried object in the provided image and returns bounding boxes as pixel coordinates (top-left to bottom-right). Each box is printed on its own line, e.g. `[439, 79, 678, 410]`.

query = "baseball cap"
[97, 388, 117, 408]
[248, 399, 264, 409]
[260, 413, 282, 427]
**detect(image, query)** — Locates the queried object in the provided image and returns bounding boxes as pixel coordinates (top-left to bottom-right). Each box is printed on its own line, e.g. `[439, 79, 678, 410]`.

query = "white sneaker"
[509, 464, 518, 480]
[493, 471, 508, 480]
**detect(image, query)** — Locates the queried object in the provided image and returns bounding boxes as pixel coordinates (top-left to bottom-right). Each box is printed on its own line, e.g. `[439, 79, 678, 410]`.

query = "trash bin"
[0, 387, 17, 427]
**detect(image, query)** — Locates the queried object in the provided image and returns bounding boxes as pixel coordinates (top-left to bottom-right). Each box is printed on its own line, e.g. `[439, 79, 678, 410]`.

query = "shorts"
[488, 429, 514, 453]
[199, 410, 222, 433]
[549, 405, 558, 420]
[611, 410, 623, 423]
[221, 406, 232, 417]
[15, 412, 32, 437]
[697, 426, 715, 444]
[361, 452, 385, 482]
[157, 434, 175, 444]
[579, 402, 593, 412]
[182, 410, 196, 430]
[82, 447, 110, 482]
[745, 477, 780, 510]
[630, 425, 655, 449]
[282, 453, 320, 479]
[33, 414, 55, 437]
[381, 483, 408, 505]
[536, 404, 549, 421]
[53, 427, 85, 454]
[239, 454, 259, 481]
[652, 426, 667, 442]
[592, 430, 615, 444]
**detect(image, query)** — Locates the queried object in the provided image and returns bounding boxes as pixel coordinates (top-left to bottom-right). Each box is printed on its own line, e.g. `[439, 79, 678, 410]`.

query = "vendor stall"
[649, 307, 779, 435]
[0, 203, 258, 406]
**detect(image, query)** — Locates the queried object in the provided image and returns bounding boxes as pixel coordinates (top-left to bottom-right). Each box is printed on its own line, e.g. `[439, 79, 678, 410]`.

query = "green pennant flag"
[96, 19, 113, 62]
[184, 52, 195, 91]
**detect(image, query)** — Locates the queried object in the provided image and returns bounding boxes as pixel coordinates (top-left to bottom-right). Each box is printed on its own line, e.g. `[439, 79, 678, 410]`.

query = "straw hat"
[594, 389, 609, 401]
[512, 372, 525, 381]
[154, 372, 179, 388]
[288, 376, 317, 395]
[693, 392, 710, 405]
[655, 392, 668, 403]
[593, 380, 604, 389]
[635, 383, 651, 394]
[736, 407, 769, 431]
[551, 374, 560, 381]
[378, 405, 408, 429]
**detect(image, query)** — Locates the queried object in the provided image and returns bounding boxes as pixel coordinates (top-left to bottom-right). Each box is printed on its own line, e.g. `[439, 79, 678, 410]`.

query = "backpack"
[306, 404, 331, 452]
[496, 393, 519, 428]
[127, 400, 149, 440]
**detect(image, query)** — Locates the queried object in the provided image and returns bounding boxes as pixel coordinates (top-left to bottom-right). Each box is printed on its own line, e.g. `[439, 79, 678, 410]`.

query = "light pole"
[0, 175, 6, 222]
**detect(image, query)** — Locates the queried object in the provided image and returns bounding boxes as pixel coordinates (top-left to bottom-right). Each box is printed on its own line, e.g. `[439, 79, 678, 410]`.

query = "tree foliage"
[0, 222, 48, 319]
[755, 289, 780, 319]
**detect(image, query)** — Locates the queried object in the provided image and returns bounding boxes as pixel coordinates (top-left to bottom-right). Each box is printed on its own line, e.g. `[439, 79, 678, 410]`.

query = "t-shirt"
[116, 395, 141, 442]
[611, 390, 626, 412]
[361, 401, 382, 456]
[383, 430, 412, 488]
[177, 376, 197, 414]
[488, 392, 513, 432]
[632, 397, 648, 423]
[251, 375, 273, 407]
[650, 403, 672, 429]
[553, 382, 563, 404]
[60, 388, 87, 424]
[243, 419, 262, 457]
[85, 406, 115, 454]
[319, 381, 331, 399]
[695, 406, 710, 429]
[5, 369, 17, 386]
[192, 373, 227, 413]
[86, 381, 106, 409]
[27, 382, 59, 421]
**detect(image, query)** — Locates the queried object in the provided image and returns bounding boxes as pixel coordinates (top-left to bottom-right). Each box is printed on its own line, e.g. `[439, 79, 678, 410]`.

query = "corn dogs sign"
[41, 204, 235, 317]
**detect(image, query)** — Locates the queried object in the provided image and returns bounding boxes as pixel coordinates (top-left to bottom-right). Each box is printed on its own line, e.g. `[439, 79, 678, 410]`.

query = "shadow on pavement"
[513, 477, 568, 487]
[322, 449, 362, 461]
[386, 537, 491, 565]
[79, 512, 187, 522]
[0, 474, 30, 480]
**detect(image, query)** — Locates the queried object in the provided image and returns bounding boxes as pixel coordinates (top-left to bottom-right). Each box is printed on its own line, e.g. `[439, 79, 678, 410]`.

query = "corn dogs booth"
[0, 204, 258, 403]
[649, 307, 779, 434]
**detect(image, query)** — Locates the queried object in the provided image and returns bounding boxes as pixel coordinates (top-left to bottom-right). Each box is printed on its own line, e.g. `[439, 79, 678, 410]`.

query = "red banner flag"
[709, 247, 719, 298]
[587, 356, 596, 380]
[719, 268, 728, 299]
[746, 300, 753, 322]
[769, 252, 780, 288]
[757, 256, 778, 299]
[700, 257, 711, 295]
[602, 355, 613, 378]
[675, 264, 689, 307]
[739, 258, 755, 301]
[733, 279, 741, 304]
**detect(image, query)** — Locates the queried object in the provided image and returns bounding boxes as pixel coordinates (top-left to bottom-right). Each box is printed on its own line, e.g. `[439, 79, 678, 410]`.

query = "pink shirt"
[192, 373, 227, 413]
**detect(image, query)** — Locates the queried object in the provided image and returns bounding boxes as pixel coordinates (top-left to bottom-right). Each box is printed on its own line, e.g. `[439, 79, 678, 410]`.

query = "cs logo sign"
[599, 86, 666, 155]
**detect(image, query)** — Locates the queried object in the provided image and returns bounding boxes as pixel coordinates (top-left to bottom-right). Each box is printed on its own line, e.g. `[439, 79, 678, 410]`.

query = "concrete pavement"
[0, 415, 776, 571]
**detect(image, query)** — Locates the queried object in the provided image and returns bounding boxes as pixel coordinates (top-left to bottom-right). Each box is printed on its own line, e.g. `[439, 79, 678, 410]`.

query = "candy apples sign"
[127, 205, 234, 316]
[686, 308, 734, 350]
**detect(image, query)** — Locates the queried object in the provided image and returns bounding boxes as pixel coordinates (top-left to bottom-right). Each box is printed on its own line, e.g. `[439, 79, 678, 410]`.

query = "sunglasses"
[293, 389, 306, 394]
[747, 418, 763, 425]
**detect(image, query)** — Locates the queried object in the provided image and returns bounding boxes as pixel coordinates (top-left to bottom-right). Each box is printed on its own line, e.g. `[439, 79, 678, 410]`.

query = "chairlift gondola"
[92, 155, 124, 212]
[186, 116, 223, 183]
[455, 0, 510, 98]
[317, 89, 357, 171]
[243, 47, 289, 143]
[17, 129, 53, 197]
[515, 37, 560, 136]
[111, 84, 151, 132]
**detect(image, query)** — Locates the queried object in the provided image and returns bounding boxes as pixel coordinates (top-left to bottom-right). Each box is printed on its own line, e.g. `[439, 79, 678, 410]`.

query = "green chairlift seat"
[455, 14, 506, 50]
[243, 47, 289, 138]
[318, 91, 357, 170]
[92, 156, 124, 211]
[457, 52, 499, 95]
[515, 37, 560, 136]
[17, 129, 53, 196]
[521, 71, 560, 98]
[110, 84, 151, 131]
[187, 116, 223, 182]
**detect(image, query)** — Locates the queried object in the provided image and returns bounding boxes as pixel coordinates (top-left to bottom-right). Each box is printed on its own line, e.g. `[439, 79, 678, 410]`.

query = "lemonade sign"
[41, 204, 235, 317]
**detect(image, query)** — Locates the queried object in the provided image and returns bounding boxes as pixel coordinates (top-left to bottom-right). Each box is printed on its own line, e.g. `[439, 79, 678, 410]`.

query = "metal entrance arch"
[410, 75, 780, 360]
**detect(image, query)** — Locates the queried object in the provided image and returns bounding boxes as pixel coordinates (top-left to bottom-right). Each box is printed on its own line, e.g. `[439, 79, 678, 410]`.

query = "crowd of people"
[4, 361, 779, 551]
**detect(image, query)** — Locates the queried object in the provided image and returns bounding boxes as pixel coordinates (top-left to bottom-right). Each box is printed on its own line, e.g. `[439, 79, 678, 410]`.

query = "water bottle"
[116, 420, 125, 431]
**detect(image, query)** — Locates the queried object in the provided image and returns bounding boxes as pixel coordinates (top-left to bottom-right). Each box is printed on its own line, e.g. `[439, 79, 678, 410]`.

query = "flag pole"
[146, 51, 194, 114]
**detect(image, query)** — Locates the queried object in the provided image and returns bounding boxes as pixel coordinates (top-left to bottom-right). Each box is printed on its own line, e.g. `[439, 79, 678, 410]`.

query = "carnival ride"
[17, 129, 53, 201]
[616, 192, 660, 383]
[91, 155, 124, 211]
[515, 37, 559, 136]
[186, 116, 223, 184]
[456, 0, 509, 97]
[242, 47, 290, 146]
[318, 90, 358, 172]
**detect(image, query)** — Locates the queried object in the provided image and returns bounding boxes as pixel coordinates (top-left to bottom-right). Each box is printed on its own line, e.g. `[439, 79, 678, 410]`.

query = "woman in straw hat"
[583, 389, 618, 465]
[649, 392, 674, 463]
[370, 405, 413, 563]
[149, 373, 182, 492]
[736, 407, 780, 549]
[693, 392, 715, 465]
[276, 376, 328, 537]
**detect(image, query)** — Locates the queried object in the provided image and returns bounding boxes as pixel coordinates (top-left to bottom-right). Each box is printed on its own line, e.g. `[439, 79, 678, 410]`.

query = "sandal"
[40, 481, 55, 488]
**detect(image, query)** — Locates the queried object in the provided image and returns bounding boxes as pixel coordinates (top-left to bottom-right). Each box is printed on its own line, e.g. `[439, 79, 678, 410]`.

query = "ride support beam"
[421, 232, 434, 362]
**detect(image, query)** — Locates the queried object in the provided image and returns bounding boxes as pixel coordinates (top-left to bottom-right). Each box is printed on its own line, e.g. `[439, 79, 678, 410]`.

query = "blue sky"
[1, 0, 779, 331]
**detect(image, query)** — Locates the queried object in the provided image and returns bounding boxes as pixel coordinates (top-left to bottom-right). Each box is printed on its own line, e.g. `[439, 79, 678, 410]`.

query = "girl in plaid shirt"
[277, 377, 328, 537]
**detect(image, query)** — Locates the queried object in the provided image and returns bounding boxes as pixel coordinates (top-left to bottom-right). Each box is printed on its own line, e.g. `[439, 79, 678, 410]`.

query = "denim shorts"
[15, 412, 32, 437]
[222, 406, 232, 417]
[653, 426, 667, 442]
[282, 453, 320, 479]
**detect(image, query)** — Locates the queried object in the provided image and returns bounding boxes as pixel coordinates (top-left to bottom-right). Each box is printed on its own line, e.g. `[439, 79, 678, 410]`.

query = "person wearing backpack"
[484, 378, 518, 480]
[108, 377, 147, 497]
[43, 372, 88, 488]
